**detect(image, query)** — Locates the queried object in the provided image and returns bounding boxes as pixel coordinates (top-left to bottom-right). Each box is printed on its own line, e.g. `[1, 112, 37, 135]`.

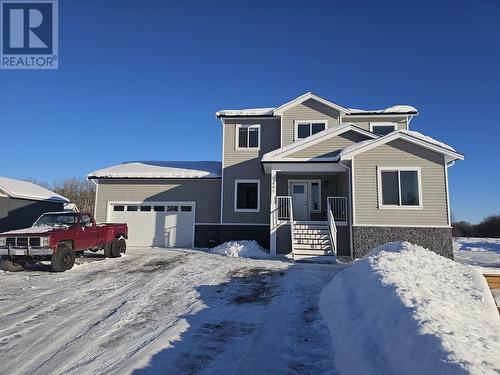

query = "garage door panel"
[109, 202, 194, 248]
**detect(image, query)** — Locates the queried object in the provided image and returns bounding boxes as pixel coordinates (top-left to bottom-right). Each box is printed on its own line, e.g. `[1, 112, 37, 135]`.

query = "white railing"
[327, 198, 338, 255]
[327, 196, 348, 222]
[276, 196, 295, 254]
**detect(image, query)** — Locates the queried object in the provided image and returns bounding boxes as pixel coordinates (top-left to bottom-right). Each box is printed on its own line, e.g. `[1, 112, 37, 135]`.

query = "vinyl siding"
[287, 131, 371, 159]
[94, 179, 221, 224]
[353, 139, 449, 226]
[281, 99, 341, 146]
[344, 117, 408, 132]
[222, 117, 281, 224]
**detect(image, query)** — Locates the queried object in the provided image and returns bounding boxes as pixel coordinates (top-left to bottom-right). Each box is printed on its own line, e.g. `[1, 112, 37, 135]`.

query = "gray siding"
[344, 116, 408, 131]
[0, 197, 64, 232]
[281, 99, 341, 146]
[221, 118, 281, 224]
[353, 139, 449, 226]
[95, 179, 221, 224]
[288, 131, 371, 159]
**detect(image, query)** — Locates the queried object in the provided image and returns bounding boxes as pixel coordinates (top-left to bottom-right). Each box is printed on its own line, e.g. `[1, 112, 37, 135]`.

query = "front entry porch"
[265, 162, 352, 260]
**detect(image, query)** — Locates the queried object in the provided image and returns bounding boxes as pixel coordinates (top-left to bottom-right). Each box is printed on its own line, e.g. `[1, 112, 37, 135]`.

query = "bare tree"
[52, 178, 96, 214]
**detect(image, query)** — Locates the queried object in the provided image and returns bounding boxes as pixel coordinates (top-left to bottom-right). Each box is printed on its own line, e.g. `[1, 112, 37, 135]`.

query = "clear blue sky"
[1, 0, 499, 223]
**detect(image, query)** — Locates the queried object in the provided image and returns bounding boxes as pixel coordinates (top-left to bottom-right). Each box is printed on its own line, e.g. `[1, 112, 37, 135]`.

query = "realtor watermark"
[1, 0, 58, 69]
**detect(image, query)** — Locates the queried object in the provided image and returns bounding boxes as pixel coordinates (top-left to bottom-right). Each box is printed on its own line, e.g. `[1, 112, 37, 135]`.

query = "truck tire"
[103, 242, 112, 258]
[110, 238, 126, 258]
[51, 244, 75, 272]
[0, 257, 25, 272]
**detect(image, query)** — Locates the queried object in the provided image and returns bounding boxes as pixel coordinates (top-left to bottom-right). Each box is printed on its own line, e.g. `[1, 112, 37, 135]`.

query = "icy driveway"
[0, 248, 344, 375]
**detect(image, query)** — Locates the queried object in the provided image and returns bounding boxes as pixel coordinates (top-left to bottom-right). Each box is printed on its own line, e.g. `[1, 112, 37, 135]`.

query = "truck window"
[81, 215, 92, 226]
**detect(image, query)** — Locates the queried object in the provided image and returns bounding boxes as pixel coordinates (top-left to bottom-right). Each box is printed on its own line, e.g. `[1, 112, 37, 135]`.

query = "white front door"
[291, 182, 308, 220]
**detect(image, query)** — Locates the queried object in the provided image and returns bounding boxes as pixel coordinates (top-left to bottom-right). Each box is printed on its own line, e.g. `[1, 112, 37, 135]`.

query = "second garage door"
[108, 201, 195, 248]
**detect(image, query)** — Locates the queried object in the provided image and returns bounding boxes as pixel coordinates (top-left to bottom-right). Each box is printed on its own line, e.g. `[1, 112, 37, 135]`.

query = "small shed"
[0, 177, 69, 232]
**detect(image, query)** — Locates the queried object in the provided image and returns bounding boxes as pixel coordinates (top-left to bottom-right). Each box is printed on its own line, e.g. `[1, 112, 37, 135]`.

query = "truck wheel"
[0, 257, 25, 272]
[103, 242, 112, 257]
[110, 238, 126, 258]
[51, 244, 75, 272]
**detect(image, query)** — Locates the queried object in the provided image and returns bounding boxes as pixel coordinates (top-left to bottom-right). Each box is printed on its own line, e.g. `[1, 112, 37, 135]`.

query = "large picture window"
[295, 121, 326, 140]
[234, 180, 260, 212]
[378, 167, 422, 208]
[236, 124, 260, 149]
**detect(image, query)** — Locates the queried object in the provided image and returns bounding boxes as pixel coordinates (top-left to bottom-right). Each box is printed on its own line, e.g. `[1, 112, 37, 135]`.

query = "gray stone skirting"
[194, 224, 270, 250]
[352, 226, 453, 259]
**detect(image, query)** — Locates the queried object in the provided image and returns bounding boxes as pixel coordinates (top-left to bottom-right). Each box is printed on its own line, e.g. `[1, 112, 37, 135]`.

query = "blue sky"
[1, 0, 499, 223]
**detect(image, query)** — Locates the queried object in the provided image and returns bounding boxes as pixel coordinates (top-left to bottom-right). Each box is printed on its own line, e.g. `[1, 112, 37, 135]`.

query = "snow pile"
[210, 241, 273, 259]
[320, 242, 500, 375]
[0, 177, 69, 203]
[88, 161, 222, 179]
[216, 108, 275, 117]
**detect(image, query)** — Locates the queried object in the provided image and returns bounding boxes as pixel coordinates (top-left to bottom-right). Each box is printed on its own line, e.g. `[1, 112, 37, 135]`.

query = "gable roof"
[273, 92, 350, 115]
[216, 92, 418, 119]
[261, 124, 378, 162]
[0, 177, 69, 203]
[88, 161, 222, 179]
[338, 130, 464, 162]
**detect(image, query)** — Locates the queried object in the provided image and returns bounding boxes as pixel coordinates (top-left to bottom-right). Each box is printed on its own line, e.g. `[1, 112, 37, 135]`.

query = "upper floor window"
[378, 167, 422, 209]
[236, 124, 260, 149]
[295, 121, 327, 140]
[370, 122, 397, 136]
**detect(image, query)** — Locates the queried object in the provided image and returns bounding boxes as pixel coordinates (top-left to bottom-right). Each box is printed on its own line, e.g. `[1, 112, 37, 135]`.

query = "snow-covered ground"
[453, 237, 500, 270]
[320, 242, 500, 375]
[0, 247, 344, 375]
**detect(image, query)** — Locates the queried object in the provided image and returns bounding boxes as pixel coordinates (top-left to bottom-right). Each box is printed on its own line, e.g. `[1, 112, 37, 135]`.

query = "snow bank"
[210, 241, 273, 259]
[88, 161, 221, 179]
[319, 242, 500, 375]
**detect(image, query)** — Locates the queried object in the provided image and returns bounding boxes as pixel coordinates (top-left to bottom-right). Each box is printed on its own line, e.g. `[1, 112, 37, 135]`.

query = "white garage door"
[108, 202, 195, 248]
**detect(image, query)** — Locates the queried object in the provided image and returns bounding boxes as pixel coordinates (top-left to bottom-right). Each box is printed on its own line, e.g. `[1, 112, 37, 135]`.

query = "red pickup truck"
[0, 212, 128, 272]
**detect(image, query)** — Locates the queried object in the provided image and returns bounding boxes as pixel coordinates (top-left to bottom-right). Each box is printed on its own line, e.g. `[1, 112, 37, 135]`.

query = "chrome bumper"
[0, 246, 53, 256]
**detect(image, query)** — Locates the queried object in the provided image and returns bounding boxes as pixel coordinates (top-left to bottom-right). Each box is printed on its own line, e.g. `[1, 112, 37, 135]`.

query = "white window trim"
[288, 179, 322, 213]
[234, 179, 261, 212]
[294, 120, 328, 141]
[369, 122, 398, 135]
[235, 124, 261, 150]
[377, 166, 423, 209]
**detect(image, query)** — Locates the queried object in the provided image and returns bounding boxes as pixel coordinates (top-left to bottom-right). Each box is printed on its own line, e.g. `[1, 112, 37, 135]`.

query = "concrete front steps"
[292, 222, 336, 263]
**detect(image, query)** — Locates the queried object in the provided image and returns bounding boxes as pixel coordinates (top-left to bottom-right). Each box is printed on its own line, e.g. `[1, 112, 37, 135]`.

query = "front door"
[291, 182, 308, 220]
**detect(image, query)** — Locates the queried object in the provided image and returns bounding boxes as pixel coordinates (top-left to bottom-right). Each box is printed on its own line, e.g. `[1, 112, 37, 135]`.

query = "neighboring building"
[89, 92, 464, 260]
[0, 177, 69, 232]
[64, 203, 79, 212]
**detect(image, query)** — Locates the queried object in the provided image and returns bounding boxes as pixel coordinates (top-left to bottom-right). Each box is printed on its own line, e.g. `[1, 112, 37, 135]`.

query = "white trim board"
[273, 92, 349, 115]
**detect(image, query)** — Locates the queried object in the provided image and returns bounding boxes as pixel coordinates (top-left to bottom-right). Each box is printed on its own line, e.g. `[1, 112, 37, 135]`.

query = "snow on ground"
[454, 237, 500, 270]
[320, 242, 500, 375]
[208, 240, 273, 259]
[0, 247, 343, 375]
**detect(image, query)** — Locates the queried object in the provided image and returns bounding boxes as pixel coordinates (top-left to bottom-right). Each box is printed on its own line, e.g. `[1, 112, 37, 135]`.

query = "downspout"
[340, 161, 354, 260]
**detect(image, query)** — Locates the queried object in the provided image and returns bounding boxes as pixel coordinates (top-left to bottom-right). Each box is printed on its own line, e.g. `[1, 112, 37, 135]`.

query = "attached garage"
[108, 201, 195, 247]
[88, 161, 222, 249]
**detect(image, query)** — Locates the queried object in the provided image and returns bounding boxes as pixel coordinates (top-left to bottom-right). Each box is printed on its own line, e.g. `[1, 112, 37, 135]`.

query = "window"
[370, 123, 397, 136]
[378, 167, 422, 208]
[234, 180, 260, 212]
[127, 205, 138, 212]
[181, 205, 192, 212]
[113, 205, 125, 212]
[154, 206, 165, 212]
[295, 121, 326, 140]
[310, 182, 320, 211]
[236, 124, 260, 149]
[167, 205, 178, 212]
[140, 205, 151, 212]
[81, 214, 92, 226]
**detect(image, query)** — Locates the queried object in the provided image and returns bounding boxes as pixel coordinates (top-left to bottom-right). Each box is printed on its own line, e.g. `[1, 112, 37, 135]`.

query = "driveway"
[0, 248, 345, 375]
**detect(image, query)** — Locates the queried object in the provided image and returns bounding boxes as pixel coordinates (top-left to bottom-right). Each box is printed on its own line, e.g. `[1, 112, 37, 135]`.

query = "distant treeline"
[452, 215, 500, 238]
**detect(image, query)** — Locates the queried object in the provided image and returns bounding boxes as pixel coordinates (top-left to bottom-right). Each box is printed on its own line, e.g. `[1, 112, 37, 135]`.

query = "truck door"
[78, 214, 99, 250]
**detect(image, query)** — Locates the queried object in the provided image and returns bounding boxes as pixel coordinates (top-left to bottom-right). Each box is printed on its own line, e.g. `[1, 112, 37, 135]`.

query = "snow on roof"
[216, 108, 275, 118]
[348, 105, 418, 114]
[88, 161, 222, 179]
[0, 177, 69, 203]
[401, 130, 455, 151]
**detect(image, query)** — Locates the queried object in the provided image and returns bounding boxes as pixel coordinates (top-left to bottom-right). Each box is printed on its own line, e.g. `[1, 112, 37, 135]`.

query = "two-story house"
[88, 92, 464, 260]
